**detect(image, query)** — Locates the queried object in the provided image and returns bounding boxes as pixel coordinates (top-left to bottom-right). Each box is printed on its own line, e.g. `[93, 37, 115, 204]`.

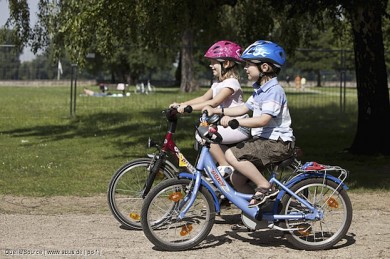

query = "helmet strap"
[220, 60, 234, 77]
[220, 61, 227, 76]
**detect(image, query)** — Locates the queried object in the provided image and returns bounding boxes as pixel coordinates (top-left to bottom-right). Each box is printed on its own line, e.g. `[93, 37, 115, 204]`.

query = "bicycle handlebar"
[165, 105, 193, 122]
[228, 119, 239, 129]
[183, 106, 193, 113]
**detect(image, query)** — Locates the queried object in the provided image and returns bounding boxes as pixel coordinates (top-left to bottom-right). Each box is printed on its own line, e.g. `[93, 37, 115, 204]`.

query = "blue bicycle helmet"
[241, 40, 286, 67]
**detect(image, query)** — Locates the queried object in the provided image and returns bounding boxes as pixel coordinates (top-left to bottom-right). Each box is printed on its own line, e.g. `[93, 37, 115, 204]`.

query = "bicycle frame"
[141, 108, 197, 198]
[147, 115, 238, 207]
[178, 145, 349, 225]
[157, 128, 196, 173]
[151, 109, 196, 173]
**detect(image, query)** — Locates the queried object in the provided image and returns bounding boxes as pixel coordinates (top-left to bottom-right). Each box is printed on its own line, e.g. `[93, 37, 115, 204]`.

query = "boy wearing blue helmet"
[203, 40, 295, 207]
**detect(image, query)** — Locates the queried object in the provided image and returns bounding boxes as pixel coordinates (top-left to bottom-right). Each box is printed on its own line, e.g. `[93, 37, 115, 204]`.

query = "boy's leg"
[227, 138, 293, 206]
[230, 172, 253, 194]
[225, 149, 270, 192]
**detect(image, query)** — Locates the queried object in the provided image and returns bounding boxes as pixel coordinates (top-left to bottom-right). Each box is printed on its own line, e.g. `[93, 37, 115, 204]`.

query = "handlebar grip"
[184, 106, 193, 113]
[228, 119, 239, 129]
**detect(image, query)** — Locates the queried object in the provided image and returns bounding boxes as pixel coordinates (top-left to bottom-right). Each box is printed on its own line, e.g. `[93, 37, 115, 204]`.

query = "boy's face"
[244, 61, 260, 81]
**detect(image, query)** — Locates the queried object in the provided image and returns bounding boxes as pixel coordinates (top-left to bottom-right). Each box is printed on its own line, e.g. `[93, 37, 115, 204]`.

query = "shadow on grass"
[2, 109, 199, 162]
[3, 106, 389, 190]
[3, 112, 135, 139]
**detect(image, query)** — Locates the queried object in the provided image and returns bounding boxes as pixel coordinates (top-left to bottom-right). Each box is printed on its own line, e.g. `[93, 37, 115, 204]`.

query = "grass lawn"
[0, 85, 388, 196]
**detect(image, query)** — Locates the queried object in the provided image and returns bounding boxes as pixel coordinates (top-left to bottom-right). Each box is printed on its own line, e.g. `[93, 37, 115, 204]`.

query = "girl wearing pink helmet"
[170, 40, 250, 176]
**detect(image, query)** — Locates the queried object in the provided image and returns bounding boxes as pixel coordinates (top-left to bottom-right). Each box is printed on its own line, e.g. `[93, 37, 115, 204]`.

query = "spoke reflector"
[327, 197, 339, 208]
[180, 224, 193, 236]
[130, 213, 141, 220]
[169, 192, 183, 202]
[297, 224, 311, 237]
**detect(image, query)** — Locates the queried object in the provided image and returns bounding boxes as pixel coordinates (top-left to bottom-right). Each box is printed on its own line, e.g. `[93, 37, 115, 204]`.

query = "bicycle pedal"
[219, 199, 231, 209]
[231, 223, 255, 232]
[259, 200, 275, 211]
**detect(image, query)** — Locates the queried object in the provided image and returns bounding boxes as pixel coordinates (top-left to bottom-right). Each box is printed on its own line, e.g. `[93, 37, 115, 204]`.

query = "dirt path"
[1, 192, 389, 258]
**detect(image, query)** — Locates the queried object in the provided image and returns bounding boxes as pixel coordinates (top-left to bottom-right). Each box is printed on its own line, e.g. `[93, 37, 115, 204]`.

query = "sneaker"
[205, 166, 234, 182]
[231, 223, 255, 232]
[217, 165, 234, 178]
[248, 188, 279, 208]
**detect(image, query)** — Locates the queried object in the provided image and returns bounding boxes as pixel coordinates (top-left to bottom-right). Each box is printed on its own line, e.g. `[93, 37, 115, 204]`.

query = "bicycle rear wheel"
[281, 178, 352, 250]
[141, 178, 216, 251]
[107, 158, 176, 230]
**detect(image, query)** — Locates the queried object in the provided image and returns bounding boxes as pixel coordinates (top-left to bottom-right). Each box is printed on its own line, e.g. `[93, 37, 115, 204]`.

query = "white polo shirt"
[245, 78, 295, 142]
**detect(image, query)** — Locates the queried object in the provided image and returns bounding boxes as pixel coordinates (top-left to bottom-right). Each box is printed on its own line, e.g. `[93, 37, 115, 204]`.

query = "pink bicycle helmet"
[204, 40, 243, 63]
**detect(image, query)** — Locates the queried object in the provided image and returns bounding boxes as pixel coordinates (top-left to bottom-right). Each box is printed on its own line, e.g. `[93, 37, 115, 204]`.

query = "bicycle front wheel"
[281, 178, 352, 250]
[107, 158, 176, 230]
[141, 178, 216, 251]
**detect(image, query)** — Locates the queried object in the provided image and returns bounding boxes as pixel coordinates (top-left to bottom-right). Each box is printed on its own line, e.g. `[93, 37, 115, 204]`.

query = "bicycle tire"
[107, 158, 177, 230]
[141, 178, 216, 251]
[281, 178, 352, 250]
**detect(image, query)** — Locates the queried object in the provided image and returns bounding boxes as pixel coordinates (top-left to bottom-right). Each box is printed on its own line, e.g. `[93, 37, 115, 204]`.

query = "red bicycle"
[107, 106, 194, 229]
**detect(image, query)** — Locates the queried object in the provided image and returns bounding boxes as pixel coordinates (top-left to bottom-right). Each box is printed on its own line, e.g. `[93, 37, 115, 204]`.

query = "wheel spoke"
[282, 178, 352, 250]
[107, 159, 175, 230]
[141, 179, 216, 251]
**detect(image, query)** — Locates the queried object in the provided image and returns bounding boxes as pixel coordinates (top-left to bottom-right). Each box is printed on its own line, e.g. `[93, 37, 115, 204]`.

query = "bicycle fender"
[287, 172, 348, 190]
[272, 172, 349, 213]
[178, 172, 221, 213]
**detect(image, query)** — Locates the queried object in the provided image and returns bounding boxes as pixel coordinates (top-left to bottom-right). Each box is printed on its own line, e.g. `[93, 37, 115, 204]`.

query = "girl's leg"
[210, 144, 235, 178]
[218, 125, 249, 145]
[210, 144, 229, 166]
[209, 126, 249, 166]
[211, 126, 249, 175]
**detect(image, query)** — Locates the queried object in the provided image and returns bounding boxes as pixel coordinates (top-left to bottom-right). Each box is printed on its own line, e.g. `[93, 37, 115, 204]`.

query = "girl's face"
[209, 59, 222, 78]
[244, 61, 260, 81]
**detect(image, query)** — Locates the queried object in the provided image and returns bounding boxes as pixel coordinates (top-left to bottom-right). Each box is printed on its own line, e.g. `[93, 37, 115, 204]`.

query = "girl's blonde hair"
[218, 64, 240, 82]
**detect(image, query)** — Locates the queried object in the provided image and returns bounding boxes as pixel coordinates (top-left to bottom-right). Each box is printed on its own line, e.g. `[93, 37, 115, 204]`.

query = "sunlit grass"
[0, 85, 388, 196]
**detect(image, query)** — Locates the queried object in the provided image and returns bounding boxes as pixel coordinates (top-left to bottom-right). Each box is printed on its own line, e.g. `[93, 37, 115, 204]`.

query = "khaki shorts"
[230, 137, 294, 169]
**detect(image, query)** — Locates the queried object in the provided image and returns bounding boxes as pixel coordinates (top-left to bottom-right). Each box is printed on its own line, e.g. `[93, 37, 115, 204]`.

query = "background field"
[0, 85, 388, 196]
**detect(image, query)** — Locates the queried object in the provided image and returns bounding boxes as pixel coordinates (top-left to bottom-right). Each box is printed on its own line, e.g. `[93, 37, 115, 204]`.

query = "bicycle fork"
[142, 153, 166, 198]
[177, 172, 203, 220]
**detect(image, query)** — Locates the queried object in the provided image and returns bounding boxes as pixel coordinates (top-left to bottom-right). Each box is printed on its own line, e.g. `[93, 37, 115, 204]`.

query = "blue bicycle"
[140, 112, 352, 251]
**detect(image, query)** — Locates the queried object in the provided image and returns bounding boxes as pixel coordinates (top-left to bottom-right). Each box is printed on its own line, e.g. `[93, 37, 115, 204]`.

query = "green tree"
[266, 0, 390, 155]
[346, 0, 390, 155]
[5, 0, 390, 154]
[219, 1, 351, 86]
[2, 0, 30, 50]
[0, 45, 20, 79]
[0, 28, 22, 80]
[129, 0, 239, 92]
[290, 28, 351, 87]
[382, 2, 390, 76]
[5, 0, 238, 92]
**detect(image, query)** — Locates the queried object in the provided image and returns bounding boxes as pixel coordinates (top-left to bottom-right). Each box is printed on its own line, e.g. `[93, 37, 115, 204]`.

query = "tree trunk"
[175, 52, 181, 86]
[180, 29, 199, 92]
[316, 69, 321, 87]
[348, 2, 390, 155]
